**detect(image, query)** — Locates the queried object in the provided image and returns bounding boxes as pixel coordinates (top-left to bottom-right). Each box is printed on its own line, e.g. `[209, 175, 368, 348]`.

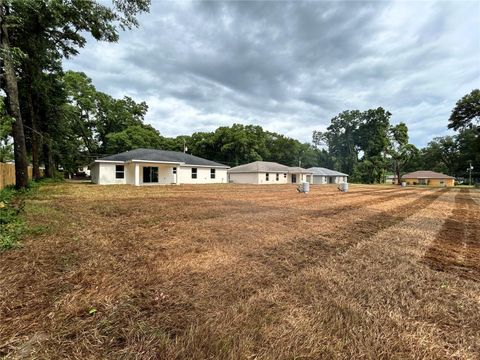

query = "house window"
[276, 173, 279, 181]
[115, 165, 124, 179]
[266, 173, 269, 181]
[210, 168, 216, 179]
[192, 168, 197, 179]
[172, 167, 177, 174]
[143, 167, 158, 183]
[284, 173, 287, 178]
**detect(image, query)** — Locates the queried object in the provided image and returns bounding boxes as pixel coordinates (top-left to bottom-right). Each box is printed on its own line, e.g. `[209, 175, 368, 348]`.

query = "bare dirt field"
[1, 183, 479, 359]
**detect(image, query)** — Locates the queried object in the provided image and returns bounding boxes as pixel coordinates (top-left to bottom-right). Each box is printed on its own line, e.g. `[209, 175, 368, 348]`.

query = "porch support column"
[134, 163, 140, 186]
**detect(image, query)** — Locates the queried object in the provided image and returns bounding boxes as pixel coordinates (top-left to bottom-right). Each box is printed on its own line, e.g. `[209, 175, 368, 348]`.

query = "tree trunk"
[395, 164, 401, 185]
[1, 2, 29, 188]
[27, 92, 42, 180]
[43, 135, 55, 178]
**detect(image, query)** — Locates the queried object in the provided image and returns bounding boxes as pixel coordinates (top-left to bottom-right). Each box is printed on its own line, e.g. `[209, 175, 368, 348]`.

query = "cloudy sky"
[64, 0, 480, 147]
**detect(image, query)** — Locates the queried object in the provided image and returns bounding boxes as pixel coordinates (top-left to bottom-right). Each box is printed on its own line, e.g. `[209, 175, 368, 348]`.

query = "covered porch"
[126, 161, 182, 186]
[288, 168, 312, 184]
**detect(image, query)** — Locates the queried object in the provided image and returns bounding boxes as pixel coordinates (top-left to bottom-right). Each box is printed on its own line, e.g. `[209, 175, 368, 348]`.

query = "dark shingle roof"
[97, 148, 229, 168]
[401, 170, 454, 179]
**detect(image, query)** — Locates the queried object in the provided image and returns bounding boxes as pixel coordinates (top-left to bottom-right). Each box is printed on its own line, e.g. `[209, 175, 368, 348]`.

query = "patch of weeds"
[37, 175, 65, 184]
[0, 183, 37, 251]
[27, 224, 51, 236]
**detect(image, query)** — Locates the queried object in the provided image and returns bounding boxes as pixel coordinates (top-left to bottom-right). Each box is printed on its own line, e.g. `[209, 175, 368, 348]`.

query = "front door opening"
[143, 166, 159, 183]
[291, 174, 297, 183]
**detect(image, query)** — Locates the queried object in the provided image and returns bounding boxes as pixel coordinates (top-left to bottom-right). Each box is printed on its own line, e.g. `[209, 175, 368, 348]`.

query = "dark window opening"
[172, 167, 177, 174]
[276, 173, 279, 181]
[266, 173, 269, 181]
[284, 173, 287, 178]
[210, 168, 216, 179]
[192, 168, 197, 179]
[115, 165, 124, 179]
[143, 166, 158, 183]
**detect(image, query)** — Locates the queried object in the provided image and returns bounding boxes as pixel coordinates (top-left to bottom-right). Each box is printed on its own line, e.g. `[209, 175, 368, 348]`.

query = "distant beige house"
[385, 175, 399, 184]
[228, 161, 312, 184]
[307, 167, 348, 184]
[402, 170, 455, 187]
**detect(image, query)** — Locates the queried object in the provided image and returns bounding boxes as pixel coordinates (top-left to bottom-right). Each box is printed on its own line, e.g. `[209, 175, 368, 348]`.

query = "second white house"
[91, 148, 229, 185]
[307, 167, 349, 184]
[228, 161, 312, 184]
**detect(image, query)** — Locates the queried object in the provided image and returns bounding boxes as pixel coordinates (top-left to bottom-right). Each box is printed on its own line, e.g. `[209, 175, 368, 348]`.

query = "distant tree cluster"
[313, 89, 480, 184]
[312, 108, 417, 183]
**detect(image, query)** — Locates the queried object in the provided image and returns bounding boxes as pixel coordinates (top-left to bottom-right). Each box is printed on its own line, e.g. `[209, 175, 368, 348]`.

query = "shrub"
[0, 184, 34, 250]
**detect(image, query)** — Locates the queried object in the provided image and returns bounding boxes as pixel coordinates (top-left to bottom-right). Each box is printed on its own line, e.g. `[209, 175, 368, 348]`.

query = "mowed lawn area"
[1, 183, 479, 359]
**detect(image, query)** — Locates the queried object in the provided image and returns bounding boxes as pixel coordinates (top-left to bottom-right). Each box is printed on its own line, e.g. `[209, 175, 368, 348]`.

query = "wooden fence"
[0, 162, 34, 190]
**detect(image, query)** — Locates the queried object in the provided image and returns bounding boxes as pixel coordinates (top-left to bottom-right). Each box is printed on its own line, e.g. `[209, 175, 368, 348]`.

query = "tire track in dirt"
[304, 188, 430, 218]
[243, 188, 449, 280]
[423, 189, 480, 281]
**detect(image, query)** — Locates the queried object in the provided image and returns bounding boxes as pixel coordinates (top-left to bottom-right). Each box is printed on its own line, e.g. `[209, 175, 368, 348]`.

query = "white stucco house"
[90, 148, 229, 186]
[307, 167, 348, 184]
[228, 161, 312, 184]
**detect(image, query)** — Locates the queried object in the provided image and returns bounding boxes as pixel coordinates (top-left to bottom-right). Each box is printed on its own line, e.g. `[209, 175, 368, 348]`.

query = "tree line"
[1, 1, 478, 188]
[313, 90, 479, 183]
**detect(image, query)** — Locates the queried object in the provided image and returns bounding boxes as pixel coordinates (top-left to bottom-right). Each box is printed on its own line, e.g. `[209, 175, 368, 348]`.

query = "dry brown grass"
[1, 183, 479, 359]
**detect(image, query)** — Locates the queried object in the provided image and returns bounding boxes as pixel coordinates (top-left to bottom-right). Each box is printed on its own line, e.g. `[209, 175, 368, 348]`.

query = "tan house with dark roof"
[401, 171, 455, 187]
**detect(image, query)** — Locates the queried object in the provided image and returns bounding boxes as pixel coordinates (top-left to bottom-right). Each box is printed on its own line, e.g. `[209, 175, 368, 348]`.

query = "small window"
[115, 165, 124, 179]
[191, 168, 197, 179]
[284, 173, 287, 178]
[276, 173, 279, 181]
[210, 168, 216, 179]
[266, 173, 269, 181]
[172, 167, 177, 174]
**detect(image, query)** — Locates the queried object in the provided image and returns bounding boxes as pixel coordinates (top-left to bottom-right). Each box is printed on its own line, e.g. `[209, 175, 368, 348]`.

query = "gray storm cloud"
[65, 0, 480, 147]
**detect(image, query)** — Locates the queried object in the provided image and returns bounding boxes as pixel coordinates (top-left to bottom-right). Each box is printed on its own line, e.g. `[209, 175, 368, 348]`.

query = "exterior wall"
[90, 163, 100, 184]
[311, 175, 347, 184]
[125, 163, 136, 185]
[258, 172, 289, 184]
[93, 163, 126, 185]
[177, 166, 228, 184]
[403, 177, 454, 187]
[312, 175, 326, 184]
[229, 172, 260, 184]
[228, 172, 308, 184]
